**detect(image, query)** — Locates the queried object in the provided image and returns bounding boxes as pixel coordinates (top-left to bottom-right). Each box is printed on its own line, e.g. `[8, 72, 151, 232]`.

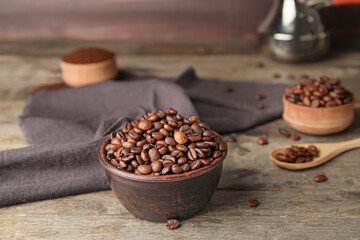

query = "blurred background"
[1, 0, 359, 54]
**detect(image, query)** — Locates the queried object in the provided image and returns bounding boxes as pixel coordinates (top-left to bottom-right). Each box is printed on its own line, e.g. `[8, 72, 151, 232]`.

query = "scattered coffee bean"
[257, 137, 268, 145]
[287, 74, 295, 79]
[314, 174, 327, 182]
[290, 133, 300, 140]
[166, 219, 180, 230]
[257, 62, 264, 68]
[257, 102, 264, 109]
[278, 128, 291, 137]
[106, 108, 226, 175]
[273, 73, 281, 78]
[248, 199, 259, 207]
[275, 145, 319, 163]
[301, 74, 309, 79]
[284, 76, 352, 107]
[224, 86, 234, 92]
[227, 136, 237, 142]
[255, 94, 266, 101]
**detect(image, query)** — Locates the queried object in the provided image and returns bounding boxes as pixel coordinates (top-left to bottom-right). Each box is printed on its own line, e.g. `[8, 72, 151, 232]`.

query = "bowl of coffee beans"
[99, 108, 227, 222]
[283, 76, 355, 135]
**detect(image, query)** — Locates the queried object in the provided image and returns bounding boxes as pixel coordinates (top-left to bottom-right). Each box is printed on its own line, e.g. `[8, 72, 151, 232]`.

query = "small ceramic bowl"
[282, 94, 355, 135]
[98, 133, 228, 222]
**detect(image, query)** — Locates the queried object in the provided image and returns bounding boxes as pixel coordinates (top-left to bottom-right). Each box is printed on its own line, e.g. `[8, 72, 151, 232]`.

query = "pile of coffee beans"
[105, 108, 226, 175]
[275, 145, 319, 163]
[284, 76, 352, 107]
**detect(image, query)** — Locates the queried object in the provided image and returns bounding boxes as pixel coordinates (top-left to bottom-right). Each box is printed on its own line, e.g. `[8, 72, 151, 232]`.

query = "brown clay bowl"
[282, 94, 355, 135]
[98, 133, 228, 222]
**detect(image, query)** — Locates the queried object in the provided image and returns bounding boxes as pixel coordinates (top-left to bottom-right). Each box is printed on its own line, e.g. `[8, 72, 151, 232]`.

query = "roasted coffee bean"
[179, 125, 191, 132]
[191, 123, 203, 135]
[153, 121, 162, 130]
[188, 133, 202, 143]
[143, 143, 151, 151]
[257, 102, 264, 109]
[279, 128, 290, 137]
[212, 150, 222, 158]
[181, 163, 190, 172]
[137, 165, 152, 175]
[226, 136, 237, 142]
[275, 153, 288, 162]
[195, 148, 205, 158]
[314, 174, 327, 182]
[187, 148, 198, 161]
[166, 219, 180, 230]
[177, 157, 188, 165]
[137, 139, 147, 147]
[106, 108, 226, 175]
[165, 137, 177, 146]
[126, 165, 134, 172]
[148, 114, 158, 122]
[141, 150, 150, 162]
[189, 116, 199, 123]
[171, 164, 182, 174]
[159, 146, 168, 155]
[162, 154, 176, 162]
[170, 149, 181, 157]
[118, 160, 127, 169]
[174, 131, 188, 144]
[290, 133, 300, 140]
[111, 137, 122, 145]
[156, 140, 168, 147]
[200, 159, 211, 166]
[163, 159, 174, 167]
[224, 86, 233, 92]
[176, 144, 188, 152]
[131, 160, 140, 168]
[256, 137, 268, 145]
[122, 154, 134, 163]
[161, 166, 171, 175]
[163, 124, 173, 131]
[196, 142, 210, 148]
[168, 107, 178, 115]
[128, 130, 141, 141]
[111, 158, 119, 167]
[130, 147, 142, 154]
[255, 94, 265, 100]
[190, 160, 202, 170]
[138, 119, 152, 130]
[159, 128, 169, 137]
[148, 148, 160, 162]
[151, 160, 163, 173]
[248, 199, 259, 207]
[152, 132, 164, 140]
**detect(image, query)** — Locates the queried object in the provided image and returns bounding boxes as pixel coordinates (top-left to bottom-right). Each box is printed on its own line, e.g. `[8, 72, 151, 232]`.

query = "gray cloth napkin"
[0, 67, 286, 207]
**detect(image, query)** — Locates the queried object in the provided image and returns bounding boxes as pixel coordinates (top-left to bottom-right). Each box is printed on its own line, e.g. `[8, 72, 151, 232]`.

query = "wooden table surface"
[1, 41, 360, 239]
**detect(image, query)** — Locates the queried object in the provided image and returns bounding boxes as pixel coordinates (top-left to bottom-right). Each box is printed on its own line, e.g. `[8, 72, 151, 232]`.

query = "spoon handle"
[336, 138, 360, 151]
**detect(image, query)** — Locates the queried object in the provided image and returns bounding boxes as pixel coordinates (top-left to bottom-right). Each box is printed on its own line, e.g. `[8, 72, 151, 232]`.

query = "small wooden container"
[282, 94, 355, 135]
[60, 47, 117, 87]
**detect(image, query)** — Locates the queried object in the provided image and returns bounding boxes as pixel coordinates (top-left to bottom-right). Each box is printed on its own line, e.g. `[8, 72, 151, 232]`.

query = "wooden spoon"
[270, 138, 360, 170]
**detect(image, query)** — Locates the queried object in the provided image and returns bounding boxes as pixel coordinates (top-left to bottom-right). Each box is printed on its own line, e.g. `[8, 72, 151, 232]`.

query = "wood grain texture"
[0, 0, 359, 44]
[0, 41, 360, 239]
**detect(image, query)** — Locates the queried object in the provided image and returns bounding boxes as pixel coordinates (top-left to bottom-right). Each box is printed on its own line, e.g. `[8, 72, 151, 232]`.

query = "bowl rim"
[98, 132, 228, 182]
[282, 93, 355, 109]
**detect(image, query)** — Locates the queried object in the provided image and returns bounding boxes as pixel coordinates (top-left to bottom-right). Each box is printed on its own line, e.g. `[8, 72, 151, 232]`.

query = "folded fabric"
[0, 67, 286, 207]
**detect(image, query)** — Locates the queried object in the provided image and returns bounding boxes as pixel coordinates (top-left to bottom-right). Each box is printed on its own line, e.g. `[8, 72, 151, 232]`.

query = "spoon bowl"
[270, 138, 360, 170]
